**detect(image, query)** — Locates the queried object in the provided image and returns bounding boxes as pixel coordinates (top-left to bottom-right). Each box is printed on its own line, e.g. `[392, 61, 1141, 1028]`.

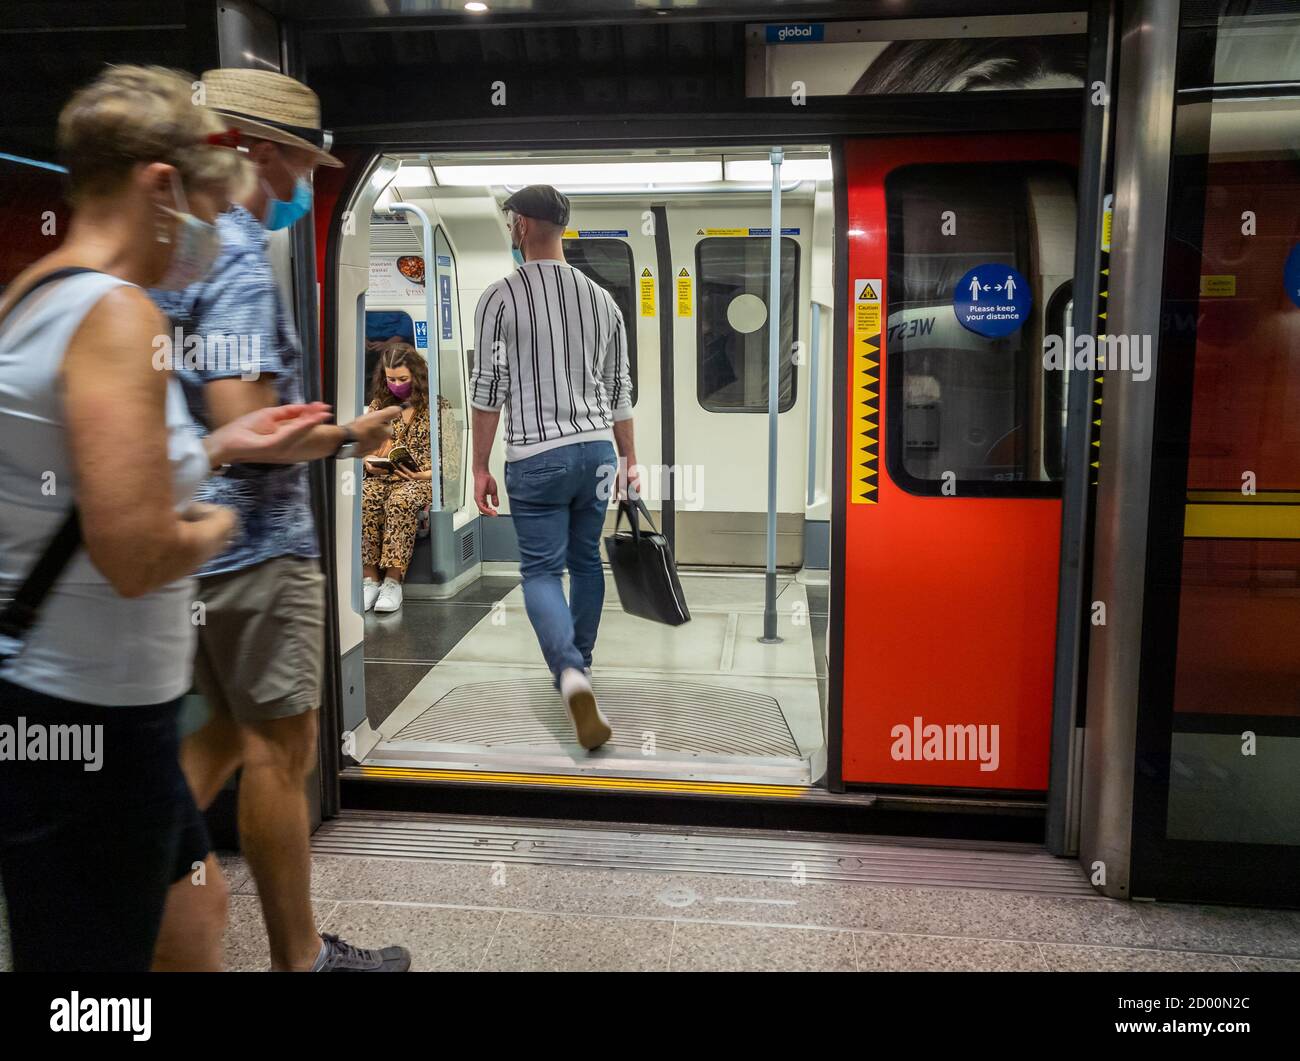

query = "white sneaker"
[374, 577, 403, 613]
[363, 577, 382, 612]
[559, 667, 611, 751]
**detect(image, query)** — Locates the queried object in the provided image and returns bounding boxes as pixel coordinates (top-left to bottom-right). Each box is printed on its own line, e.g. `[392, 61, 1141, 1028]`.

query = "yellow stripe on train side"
[354, 766, 808, 798]
[1184, 503, 1300, 540]
[1187, 491, 1300, 505]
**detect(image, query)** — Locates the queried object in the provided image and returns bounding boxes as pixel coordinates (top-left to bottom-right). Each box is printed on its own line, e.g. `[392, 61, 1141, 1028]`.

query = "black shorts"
[0, 676, 210, 972]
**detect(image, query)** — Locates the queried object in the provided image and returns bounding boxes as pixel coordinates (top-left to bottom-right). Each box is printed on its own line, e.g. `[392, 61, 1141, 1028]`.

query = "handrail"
[384, 201, 442, 514]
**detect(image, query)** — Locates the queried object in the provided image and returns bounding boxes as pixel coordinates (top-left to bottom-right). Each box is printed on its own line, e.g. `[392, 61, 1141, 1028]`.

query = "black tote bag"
[603, 497, 690, 626]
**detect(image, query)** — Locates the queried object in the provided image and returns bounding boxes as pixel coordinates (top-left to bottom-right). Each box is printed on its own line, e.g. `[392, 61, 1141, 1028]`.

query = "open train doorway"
[332, 146, 836, 790]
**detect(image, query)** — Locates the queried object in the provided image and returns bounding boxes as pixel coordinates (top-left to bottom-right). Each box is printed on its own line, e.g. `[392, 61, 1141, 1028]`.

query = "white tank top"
[0, 271, 210, 705]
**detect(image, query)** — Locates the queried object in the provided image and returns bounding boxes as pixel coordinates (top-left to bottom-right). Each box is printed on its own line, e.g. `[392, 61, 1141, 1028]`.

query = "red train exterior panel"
[840, 133, 1078, 791]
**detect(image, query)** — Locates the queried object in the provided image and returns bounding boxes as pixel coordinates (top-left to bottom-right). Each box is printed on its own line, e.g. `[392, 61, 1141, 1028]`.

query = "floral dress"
[360, 398, 455, 574]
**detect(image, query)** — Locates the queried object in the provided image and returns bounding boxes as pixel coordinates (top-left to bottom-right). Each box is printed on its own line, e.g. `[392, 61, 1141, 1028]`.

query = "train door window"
[885, 163, 1071, 496]
[563, 238, 639, 405]
[696, 236, 799, 413]
[364, 310, 416, 403]
[433, 227, 466, 510]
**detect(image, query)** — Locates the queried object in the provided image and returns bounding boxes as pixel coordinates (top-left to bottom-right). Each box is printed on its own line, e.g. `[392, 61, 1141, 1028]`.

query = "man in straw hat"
[151, 68, 410, 972]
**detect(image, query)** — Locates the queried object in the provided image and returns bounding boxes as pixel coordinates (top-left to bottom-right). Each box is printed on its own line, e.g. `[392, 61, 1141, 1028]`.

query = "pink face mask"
[386, 379, 413, 399]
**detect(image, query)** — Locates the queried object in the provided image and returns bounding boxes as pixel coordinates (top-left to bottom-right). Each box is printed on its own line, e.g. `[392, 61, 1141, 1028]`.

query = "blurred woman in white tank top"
[0, 66, 330, 972]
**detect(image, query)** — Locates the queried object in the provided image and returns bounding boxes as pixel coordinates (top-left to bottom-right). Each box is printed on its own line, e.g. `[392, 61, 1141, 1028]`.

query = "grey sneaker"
[314, 933, 411, 972]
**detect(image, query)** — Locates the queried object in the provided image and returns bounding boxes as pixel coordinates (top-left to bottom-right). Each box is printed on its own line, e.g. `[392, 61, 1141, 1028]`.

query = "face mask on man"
[508, 212, 525, 266]
[262, 175, 313, 231]
[156, 173, 221, 290]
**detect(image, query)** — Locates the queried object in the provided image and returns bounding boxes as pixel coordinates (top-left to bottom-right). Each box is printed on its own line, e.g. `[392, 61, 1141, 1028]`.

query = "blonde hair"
[57, 65, 242, 203]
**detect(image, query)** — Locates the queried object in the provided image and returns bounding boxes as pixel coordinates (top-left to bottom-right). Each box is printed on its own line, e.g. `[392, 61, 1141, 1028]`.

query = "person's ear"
[139, 161, 177, 210]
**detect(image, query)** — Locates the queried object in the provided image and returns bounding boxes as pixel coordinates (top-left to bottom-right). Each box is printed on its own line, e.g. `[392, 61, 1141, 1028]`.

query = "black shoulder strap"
[0, 267, 99, 334]
[0, 510, 82, 656]
[0, 267, 100, 667]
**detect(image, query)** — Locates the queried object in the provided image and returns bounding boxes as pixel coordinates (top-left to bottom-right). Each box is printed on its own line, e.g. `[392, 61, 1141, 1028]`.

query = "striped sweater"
[470, 259, 633, 462]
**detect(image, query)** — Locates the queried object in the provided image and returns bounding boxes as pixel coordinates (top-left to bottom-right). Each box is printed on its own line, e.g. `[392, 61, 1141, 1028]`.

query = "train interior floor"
[359, 570, 831, 784]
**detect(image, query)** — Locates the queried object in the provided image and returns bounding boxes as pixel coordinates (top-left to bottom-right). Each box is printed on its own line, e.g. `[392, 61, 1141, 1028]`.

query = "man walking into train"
[470, 185, 638, 752]
[150, 68, 410, 972]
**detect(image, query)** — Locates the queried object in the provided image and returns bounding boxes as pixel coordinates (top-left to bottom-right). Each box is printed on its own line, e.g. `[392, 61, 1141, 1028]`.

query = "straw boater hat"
[200, 68, 342, 167]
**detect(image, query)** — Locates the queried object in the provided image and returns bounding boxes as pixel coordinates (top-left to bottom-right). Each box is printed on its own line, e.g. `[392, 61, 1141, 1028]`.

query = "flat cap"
[503, 185, 571, 227]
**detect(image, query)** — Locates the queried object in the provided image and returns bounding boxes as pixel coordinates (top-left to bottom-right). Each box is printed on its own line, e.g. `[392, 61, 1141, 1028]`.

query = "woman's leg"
[361, 476, 389, 579]
[0, 680, 201, 972]
[381, 480, 433, 579]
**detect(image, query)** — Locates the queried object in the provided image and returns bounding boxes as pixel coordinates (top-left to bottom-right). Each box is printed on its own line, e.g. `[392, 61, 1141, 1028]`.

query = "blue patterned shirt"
[150, 205, 319, 578]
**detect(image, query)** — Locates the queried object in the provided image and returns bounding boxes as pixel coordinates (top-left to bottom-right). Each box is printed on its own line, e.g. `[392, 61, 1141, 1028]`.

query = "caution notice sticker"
[852, 278, 882, 505]
[639, 267, 656, 317]
[676, 267, 692, 317]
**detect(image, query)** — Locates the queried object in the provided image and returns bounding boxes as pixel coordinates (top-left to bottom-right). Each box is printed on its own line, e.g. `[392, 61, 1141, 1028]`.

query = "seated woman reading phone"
[361, 342, 442, 613]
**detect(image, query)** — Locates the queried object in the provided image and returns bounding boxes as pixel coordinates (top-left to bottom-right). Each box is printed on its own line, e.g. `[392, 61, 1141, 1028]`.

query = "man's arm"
[469, 282, 511, 515]
[204, 377, 396, 460]
[471, 407, 501, 516]
[604, 304, 639, 496]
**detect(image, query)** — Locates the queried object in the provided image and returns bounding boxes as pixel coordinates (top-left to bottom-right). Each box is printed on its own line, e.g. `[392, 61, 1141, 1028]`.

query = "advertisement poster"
[746, 14, 1087, 97]
[368, 255, 426, 302]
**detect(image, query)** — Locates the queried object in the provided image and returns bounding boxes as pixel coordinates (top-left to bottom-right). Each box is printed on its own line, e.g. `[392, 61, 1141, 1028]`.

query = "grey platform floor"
[4, 820, 1297, 972]
[217, 819, 1300, 972]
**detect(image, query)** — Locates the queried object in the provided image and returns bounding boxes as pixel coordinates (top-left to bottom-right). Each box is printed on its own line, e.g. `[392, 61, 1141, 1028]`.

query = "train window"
[696, 237, 799, 413]
[563, 238, 638, 405]
[884, 163, 1070, 497]
[364, 310, 416, 403]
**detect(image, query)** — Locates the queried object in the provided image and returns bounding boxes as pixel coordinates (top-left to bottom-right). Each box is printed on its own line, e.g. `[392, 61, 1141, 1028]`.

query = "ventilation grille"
[370, 216, 423, 254]
[460, 527, 476, 563]
[314, 812, 1098, 896]
[392, 677, 800, 757]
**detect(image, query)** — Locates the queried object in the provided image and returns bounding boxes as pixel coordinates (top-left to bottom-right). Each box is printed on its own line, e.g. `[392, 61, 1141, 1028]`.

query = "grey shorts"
[191, 556, 326, 723]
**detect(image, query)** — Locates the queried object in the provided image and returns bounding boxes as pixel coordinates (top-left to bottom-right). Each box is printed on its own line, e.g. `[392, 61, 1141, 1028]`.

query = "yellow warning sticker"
[676, 267, 692, 317]
[639, 267, 655, 317]
[563, 229, 579, 239]
[852, 278, 882, 505]
[700, 227, 748, 237]
[1200, 274, 1237, 297]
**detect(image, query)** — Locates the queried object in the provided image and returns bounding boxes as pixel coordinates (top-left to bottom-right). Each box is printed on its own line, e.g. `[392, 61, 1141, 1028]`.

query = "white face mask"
[155, 174, 221, 290]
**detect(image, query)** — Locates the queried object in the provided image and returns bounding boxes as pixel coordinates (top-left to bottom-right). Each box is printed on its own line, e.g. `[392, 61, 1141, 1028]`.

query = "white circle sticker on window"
[726, 292, 768, 334]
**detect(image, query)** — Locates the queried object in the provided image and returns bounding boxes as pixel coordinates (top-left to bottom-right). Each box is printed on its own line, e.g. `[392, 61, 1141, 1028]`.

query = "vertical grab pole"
[760, 147, 784, 644]
[386, 203, 442, 513]
[806, 301, 822, 507]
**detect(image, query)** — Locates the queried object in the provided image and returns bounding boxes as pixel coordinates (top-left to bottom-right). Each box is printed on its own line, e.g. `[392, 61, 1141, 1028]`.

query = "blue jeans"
[505, 440, 617, 680]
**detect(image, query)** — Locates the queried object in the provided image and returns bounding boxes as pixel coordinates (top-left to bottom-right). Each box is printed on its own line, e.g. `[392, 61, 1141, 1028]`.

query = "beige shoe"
[559, 668, 611, 750]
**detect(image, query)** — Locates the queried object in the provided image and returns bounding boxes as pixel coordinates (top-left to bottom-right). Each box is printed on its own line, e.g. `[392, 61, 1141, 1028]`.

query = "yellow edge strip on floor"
[1184, 503, 1300, 540]
[355, 766, 807, 798]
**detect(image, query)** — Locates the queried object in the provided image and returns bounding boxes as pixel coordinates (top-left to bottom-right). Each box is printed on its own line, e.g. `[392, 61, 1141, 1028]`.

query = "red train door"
[840, 133, 1079, 791]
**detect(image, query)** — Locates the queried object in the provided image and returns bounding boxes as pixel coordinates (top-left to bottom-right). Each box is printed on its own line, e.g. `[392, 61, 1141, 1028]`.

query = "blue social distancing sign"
[1285, 244, 1300, 309]
[953, 264, 1032, 338]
